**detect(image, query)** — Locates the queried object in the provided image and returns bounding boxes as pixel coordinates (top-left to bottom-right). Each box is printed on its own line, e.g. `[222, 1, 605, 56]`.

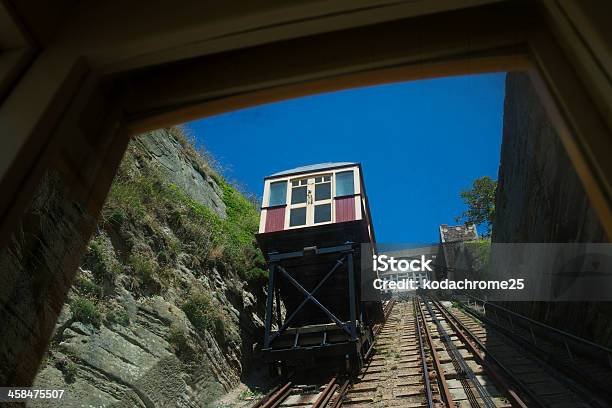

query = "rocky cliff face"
[30, 128, 269, 407]
[492, 73, 611, 347]
[494, 73, 606, 244]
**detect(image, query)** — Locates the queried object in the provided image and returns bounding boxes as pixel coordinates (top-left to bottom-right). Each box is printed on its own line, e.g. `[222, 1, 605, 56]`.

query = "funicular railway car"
[256, 162, 384, 376]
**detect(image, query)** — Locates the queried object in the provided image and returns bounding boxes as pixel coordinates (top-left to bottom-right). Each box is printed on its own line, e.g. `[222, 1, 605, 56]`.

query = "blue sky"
[186, 73, 506, 243]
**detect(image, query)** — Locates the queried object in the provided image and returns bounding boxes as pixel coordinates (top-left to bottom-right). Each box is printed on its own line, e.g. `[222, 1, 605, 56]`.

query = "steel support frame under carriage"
[263, 243, 358, 351]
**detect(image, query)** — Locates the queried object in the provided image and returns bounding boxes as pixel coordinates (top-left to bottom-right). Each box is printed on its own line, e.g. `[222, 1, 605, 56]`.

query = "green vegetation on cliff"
[70, 297, 102, 328]
[95, 126, 266, 294]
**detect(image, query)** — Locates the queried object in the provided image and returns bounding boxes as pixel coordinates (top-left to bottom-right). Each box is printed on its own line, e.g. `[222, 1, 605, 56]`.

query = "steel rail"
[414, 297, 435, 407]
[253, 375, 344, 408]
[423, 299, 497, 408]
[311, 376, 338, 408]
[249, 382, 283, 408]
[374, 299, 395, 336]
[254, 381, 293, 408]
[430, 298, 537, 408]
[383, 299, 395, 319]
[414, 297, 455, 407]
[329, 379, 350, 408]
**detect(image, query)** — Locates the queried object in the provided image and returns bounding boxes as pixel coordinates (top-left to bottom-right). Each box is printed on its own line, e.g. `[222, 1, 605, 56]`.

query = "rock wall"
[0, 170, 97, 387]
[492, 72, 612, 347]
[26, 128, 268, 407]
[137, 132, 226, 218]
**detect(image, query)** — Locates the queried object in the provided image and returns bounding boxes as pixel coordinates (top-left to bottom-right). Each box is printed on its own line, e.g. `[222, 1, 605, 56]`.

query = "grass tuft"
[180, 289, 240, 345]
[106, 306, 130, 327]
[84, 235, 122, 285]
[70, 296, 102, 328]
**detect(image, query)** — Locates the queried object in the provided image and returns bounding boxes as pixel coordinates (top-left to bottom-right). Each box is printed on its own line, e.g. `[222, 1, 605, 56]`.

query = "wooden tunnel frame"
[2, 1, 612, 249]
[1, 0, 611, 386]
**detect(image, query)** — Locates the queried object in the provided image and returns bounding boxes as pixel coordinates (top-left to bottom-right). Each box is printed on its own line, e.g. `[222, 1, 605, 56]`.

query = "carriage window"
[291, 184, 308, 204]
[269, 181, 287, 206]
[292, 179, 307, 187]
[335, 171, 354, 196]
[315, 176, 331, 201]
[289, 207, 307, 226]
[314, 204, 331, 223]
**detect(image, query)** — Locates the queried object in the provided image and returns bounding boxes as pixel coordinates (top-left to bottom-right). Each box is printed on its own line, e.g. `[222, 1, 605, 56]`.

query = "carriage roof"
[266, 162, 356, 178]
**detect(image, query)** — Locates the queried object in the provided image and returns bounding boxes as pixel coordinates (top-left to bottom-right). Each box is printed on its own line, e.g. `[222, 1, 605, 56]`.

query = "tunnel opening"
[16, 69, 611, 407]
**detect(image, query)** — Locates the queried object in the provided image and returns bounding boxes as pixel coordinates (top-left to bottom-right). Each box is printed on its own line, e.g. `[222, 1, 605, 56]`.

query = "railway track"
[251, 296, 611, 408]
[421, 299, 510, 408]
[342, 298, 472, 407]
[436, 298, 612, 408]
[460, 296, 612, 402]
[249, 375, 350, 408]
[254, 299, 517, 407]
[345, 296, 603, 407]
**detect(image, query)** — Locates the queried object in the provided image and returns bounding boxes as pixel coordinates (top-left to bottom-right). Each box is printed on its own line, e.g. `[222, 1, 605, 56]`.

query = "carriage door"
[288, 174, 333, 228]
